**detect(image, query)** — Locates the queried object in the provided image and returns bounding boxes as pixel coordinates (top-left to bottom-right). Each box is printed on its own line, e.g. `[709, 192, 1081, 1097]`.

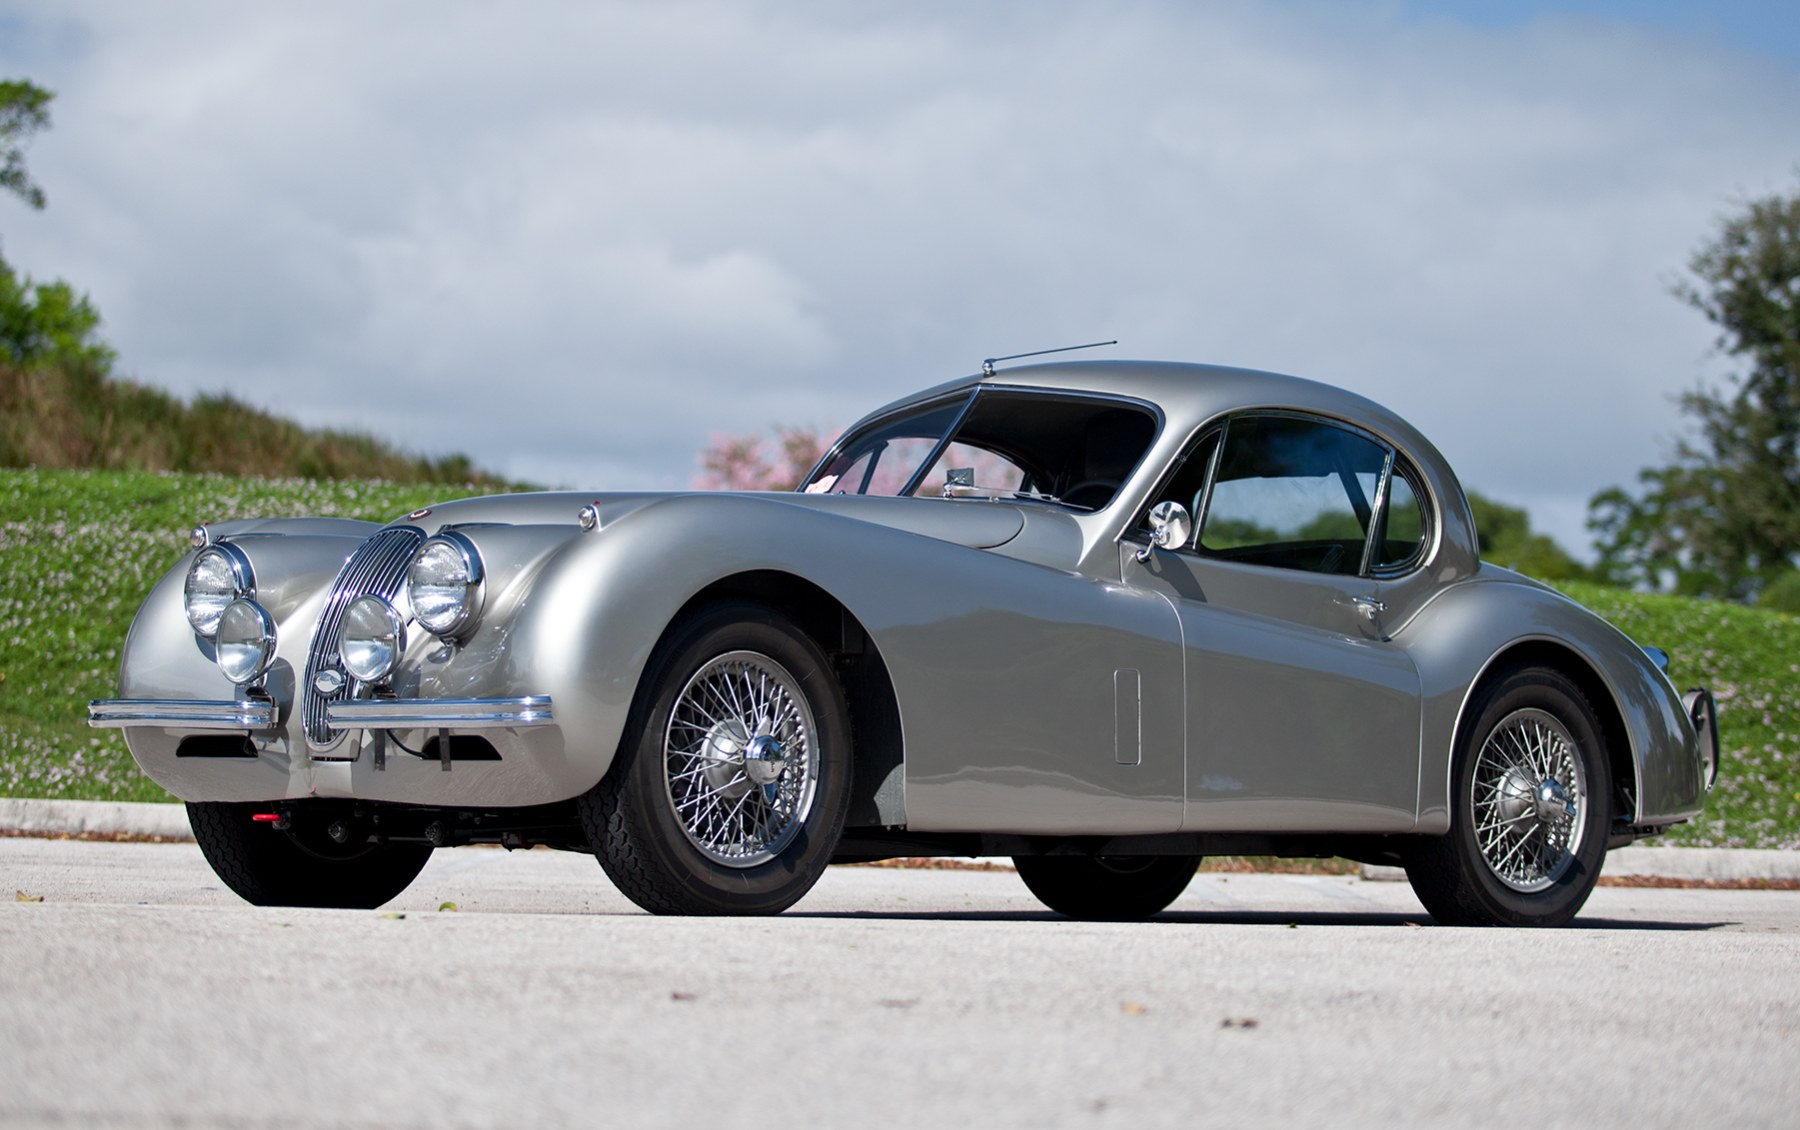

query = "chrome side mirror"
[1135, 500, 1193, 563]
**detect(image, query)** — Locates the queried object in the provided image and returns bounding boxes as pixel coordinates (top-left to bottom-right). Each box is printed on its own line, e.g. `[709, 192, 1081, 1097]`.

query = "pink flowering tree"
[695, 425, 829, 491]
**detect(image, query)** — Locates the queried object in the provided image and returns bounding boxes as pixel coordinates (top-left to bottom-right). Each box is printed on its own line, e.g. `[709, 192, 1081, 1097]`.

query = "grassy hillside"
[0, 361, 521, 487]
[2, 469, 1794, 849]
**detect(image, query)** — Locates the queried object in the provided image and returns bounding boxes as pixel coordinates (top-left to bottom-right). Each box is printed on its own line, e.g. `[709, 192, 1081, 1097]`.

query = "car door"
[1120, 412, 1426, 833]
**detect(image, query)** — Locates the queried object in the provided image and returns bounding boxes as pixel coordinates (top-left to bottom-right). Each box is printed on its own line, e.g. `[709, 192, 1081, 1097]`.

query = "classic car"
[89, 358, 1719, 926]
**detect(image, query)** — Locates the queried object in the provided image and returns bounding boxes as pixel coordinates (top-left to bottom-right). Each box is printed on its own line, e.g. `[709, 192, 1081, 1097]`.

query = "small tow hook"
[250, 812, 291, 831]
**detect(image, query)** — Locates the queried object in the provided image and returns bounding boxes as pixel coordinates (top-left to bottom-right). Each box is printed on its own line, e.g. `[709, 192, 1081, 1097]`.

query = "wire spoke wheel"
[1404, 665, 1611, 928]
[1470, 707, 1587, 892]
[664, 650, 819, 868]
[581, 601, 852, 916]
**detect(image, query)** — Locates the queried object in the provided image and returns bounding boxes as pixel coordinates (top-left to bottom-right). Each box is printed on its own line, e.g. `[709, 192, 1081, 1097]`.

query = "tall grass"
[0, 361, 520, 487]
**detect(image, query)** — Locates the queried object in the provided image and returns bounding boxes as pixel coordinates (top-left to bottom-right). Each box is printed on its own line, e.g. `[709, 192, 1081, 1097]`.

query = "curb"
[0, 798, 195, 841]
[3, 799, 1796, 880]
[1359, 844, 1800, 883]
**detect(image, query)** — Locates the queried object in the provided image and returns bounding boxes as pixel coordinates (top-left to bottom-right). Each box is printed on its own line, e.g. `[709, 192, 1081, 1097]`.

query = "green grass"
[0, 468, 499, 803]
[2, 469, 1794, 849]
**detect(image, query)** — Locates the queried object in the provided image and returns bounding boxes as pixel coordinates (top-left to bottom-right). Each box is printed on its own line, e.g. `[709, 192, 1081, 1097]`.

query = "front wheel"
[1013, 855, 1200, 920]
[187, 801, 433, 909]
[580, 601, 852, 915]
[1405, 665, 1611, 927]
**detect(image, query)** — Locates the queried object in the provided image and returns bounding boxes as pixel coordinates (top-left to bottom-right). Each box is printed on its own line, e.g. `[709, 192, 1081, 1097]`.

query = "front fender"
[1398, 576, 1704, 833]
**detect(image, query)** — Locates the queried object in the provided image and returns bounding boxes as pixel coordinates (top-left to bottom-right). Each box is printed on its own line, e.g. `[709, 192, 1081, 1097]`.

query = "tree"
[0, 79, 53, 212]
[1466, 492, 1588, 582]
[695, 425, 827, 490]
[1589, 178, 1800, 600]
[0, 258, 114, 370]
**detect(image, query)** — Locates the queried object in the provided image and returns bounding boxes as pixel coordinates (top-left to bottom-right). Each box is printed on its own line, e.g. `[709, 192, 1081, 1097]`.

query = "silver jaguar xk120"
[90, 358, 1719, 926]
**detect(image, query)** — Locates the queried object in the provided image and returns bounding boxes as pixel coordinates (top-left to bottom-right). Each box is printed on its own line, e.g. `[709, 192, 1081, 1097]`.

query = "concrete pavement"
[3, 796, 1795, 880]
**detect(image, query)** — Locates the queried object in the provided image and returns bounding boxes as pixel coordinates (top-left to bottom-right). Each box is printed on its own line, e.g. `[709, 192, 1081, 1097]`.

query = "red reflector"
[250, 813, 280, 823]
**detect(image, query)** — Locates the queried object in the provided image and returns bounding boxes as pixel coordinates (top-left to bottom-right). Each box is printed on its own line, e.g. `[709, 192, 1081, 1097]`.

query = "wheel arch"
[670, 570, 906, 829]
[1450, 639, 1636, 830]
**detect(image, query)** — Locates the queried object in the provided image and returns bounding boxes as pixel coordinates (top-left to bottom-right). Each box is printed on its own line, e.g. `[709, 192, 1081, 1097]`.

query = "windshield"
[802, 390, 1157, 511]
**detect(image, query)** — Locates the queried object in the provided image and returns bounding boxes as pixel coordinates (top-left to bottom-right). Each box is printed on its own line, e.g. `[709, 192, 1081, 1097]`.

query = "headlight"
[184, 543, 255, 638]
[215, 599, 277, 686]
[340, 595, 406, 683]
[406, 531, 484, 638]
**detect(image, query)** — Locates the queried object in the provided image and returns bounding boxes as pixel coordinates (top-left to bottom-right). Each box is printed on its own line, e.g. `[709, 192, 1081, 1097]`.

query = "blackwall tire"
[1405, 665, 1611, 927]
[580, 601, 852, 916]
[186, 801, 432, 909]
[1012, 855, 1201, 920]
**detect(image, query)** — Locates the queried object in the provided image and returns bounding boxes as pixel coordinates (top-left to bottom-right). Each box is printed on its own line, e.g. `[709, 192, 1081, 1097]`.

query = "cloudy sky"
[3, 1, 1798, 555]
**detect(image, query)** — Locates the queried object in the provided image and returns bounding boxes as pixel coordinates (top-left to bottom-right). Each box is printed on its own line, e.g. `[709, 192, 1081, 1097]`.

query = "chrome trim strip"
[326, 696, 556, 729]
[87, 698, 278, 730]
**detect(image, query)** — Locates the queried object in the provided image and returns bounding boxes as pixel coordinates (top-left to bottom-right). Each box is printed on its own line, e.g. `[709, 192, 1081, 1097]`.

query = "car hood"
[395, 491, 1027, 550]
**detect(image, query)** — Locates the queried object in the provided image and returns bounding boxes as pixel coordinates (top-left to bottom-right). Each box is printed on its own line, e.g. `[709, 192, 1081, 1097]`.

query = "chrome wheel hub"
[1471, 707, 1587, 893]
[664, 650, 817, 868]
[743, 734, 788, 786]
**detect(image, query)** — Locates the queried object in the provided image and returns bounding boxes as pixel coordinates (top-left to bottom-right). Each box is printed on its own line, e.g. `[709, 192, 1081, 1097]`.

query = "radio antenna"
[981, 339, 1118, 377]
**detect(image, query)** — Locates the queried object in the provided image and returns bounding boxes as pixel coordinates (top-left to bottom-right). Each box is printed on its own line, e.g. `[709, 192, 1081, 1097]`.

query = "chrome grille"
[302, 526, 425, 753]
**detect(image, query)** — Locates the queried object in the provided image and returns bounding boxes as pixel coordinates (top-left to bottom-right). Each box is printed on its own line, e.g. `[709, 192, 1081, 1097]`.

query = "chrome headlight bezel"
[340, 595, 407, 684]
[215, 599, 277, 687]
[184, 543, 256, 639]
[405, 530, 485, 639]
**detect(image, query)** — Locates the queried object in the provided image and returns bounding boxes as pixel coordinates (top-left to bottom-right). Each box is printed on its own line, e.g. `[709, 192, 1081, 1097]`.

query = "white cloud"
[2, 0, 1796, 555]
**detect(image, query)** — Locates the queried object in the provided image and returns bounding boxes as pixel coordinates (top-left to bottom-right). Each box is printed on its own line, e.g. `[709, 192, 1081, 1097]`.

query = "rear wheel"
[186, 801, 432, 909]
[580, 601, 852, 915]
[1013, 855, 1200, 920]
[1405, 666, 1610, 927]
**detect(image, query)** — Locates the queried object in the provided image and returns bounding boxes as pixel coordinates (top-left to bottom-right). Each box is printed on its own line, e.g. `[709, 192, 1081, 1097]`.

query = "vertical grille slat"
[301, 526, 426, 753]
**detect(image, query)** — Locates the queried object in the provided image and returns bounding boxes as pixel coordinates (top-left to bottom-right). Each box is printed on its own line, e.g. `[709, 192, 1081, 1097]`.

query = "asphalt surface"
[2, 837, 1797, 1129]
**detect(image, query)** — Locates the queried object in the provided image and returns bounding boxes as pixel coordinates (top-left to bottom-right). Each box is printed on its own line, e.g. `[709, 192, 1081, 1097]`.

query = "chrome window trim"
[896, 392, 982, 499]
[1359, 452, 1398, 577]
[1368, 459, 1435, 579]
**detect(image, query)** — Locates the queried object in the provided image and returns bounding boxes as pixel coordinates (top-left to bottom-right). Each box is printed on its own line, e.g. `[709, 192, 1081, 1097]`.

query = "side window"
[1376, 466, 1427, 570]
[1197, 415, 1388, 576]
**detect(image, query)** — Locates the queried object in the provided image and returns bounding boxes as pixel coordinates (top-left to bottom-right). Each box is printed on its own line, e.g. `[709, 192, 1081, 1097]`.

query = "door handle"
[1350, 596, 1386, 620]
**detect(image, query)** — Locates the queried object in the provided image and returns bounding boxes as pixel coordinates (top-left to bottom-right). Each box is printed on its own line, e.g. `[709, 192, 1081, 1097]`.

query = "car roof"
[844, 358, 1479, 577]
[863, 359, 1437, 461]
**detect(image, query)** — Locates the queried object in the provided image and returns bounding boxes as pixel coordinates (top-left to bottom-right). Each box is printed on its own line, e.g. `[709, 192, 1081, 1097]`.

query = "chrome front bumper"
[88, 695, 555, 732]
[89, 698, 279, 730]
[327, 696, 555, 729]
